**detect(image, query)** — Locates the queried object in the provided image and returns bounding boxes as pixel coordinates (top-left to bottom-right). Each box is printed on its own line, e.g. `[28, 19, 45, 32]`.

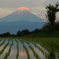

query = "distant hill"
[0, 20, 45, 34]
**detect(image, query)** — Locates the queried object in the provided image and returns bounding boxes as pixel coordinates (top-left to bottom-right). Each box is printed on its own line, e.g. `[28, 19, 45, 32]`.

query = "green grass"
[15, 39, 19, 59]
[23, 38, 59, 53]
[23, 37, 59, 59]
[48, 48, 56, 59]
[35, 32, 59, 37]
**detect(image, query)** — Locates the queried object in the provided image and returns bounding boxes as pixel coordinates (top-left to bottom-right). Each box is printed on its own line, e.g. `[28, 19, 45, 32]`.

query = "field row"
[0, 38, 59, 59]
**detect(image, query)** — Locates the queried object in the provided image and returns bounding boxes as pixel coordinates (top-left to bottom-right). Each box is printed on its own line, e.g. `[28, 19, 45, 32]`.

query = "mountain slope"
[0, 7, 45, 22]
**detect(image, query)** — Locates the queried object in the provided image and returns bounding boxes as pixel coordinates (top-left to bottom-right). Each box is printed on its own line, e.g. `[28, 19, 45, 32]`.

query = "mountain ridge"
[0, 7, 45, 22]
[0, 20, 45, 34]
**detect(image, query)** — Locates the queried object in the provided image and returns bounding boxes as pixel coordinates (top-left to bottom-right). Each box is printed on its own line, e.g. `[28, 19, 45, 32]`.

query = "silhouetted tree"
[17, 30, 21, 36]
[34, 29, 39, 33]
[0, 32, 10, 37]
[46, 2, 59, 27]
[17, 29, 29, 36]
[21, 29, 29, 36]
[4, 32, 10, 37]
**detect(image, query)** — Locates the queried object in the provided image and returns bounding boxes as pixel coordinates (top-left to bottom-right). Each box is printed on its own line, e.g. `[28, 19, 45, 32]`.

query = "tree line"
[0, 29, 40, 37]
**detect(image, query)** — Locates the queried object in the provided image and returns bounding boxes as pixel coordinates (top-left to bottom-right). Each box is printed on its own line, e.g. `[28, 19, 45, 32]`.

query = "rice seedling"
[31, 41, 49, 58]
[19, 39, 30, 59]
[0, 39, 6, 46]
[15, 39, 19, 59]
[58, 53, 59, 58]
[48, 48, 56, 59]
[0, 39, 3, 42]
[24, 38, 59, 53]
[25, 40, 41, 59]
[23, 37, 59, 59]
[0, 39, 10, 55]
[0, 38, 59, 59]
[4, 39, 13, 59]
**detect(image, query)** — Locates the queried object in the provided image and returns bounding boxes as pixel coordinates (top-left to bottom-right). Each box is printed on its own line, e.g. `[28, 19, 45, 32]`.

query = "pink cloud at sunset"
[16, 7, 29, 14]
[0, 12, 8, 18]
[17, 7, 29, 11]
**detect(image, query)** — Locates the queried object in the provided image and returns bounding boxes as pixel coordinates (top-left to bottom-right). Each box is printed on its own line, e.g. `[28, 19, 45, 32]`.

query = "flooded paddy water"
[0, 38, 59, 59]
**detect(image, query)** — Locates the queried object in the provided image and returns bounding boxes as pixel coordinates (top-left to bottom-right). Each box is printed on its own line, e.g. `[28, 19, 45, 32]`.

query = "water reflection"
[7, 39, 27, 59]
[0, 39, 47, 59]
[0, 46, 3, 51]
[0, 39, 10, 59]
[7, 48, 27, 59]
[19, 49, 27, 57]
[1, 39, 58, 59]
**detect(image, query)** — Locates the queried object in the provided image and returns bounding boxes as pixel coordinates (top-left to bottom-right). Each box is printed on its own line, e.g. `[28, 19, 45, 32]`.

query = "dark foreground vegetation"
[0, 22, 59, 37]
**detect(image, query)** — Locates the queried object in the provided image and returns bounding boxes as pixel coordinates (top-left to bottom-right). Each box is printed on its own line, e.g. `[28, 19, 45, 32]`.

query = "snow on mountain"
[0, 7, 45, 22]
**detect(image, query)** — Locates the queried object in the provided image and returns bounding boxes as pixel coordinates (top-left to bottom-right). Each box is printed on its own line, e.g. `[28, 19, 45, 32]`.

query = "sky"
[0, 0, 59, 21]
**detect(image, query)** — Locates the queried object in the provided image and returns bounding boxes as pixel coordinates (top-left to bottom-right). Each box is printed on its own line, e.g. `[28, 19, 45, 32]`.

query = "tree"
[0, 32, 10, 37]
[21, 29, 29, 36]
[17, 30, 21, 36]
[46, 2, 59, 27]
[33, 29, 39, 33]
[17, 29, 29, 36]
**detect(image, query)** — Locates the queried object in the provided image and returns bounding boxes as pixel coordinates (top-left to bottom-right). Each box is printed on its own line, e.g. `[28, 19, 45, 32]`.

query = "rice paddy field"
[0, 37, 59, 59]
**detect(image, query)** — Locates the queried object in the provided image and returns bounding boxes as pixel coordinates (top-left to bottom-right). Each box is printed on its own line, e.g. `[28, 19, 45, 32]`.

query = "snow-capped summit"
[0, 7, 45, 22]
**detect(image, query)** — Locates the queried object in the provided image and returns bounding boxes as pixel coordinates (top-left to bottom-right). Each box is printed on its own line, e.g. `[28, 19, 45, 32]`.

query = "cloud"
[29, 6, 46, 19]
[0, 8, 16, 18]
[0, 8, 15, 13]
[56, 12, 59, 18]
[17, 7, 29, 11]
[0, 0, 33, 8]
[42, 0, 59, 7]
[56, 12, 59, 21]
[0, 12, 7, 18]
[0, 0, 45, 8]
[30, 6, 46, 12]
[0, 0, 58, 8]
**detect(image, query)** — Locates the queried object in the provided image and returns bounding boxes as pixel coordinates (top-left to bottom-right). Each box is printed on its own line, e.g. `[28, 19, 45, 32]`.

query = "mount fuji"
[0, 7, 46, 34]
[0, 7, 45, 22]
